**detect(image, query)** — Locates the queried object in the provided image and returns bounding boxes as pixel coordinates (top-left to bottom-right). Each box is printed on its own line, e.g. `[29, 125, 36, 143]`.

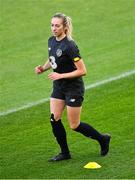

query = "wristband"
[38, 66, 44, 72]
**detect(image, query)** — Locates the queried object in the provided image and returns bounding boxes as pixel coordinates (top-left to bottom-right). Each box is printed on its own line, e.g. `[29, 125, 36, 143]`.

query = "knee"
[50, 113, 61, 121]
[69, 122, 79, 130]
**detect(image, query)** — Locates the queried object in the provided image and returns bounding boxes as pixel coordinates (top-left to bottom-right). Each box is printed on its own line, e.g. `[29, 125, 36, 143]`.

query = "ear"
[64, 27, 68, 33]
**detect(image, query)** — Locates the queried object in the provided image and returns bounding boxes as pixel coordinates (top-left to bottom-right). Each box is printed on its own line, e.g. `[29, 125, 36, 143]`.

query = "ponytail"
[65, 16, 73, 41]
[52, 13, 73, 41]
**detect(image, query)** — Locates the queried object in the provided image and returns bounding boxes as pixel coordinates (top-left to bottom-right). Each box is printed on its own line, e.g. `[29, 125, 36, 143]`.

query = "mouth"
[52, 32, 58, 36]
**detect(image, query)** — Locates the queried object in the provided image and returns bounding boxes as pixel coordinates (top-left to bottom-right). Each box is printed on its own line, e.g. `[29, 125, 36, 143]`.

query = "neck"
[56, 34, 66, 41]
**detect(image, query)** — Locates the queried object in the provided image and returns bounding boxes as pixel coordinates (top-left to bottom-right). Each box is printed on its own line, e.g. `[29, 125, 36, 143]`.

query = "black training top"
[48, 36, 81, 74]
[48, 36, 84, 90]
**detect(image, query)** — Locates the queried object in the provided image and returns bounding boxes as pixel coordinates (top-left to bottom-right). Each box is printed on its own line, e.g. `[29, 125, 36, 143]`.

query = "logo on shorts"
[48, 47, 51, 51]
[56, 49, 62, 57]
[70, 98, 76, 102]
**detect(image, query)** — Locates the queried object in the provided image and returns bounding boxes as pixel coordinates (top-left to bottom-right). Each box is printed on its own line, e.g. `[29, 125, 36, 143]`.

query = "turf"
[1, 0, 135, 179]
[0, 75, 135, 179]
[1, 0, 135, 112]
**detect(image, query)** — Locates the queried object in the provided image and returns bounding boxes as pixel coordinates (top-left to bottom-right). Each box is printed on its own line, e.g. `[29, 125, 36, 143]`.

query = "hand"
[48, 72, 63, 80]
[35, 65, 44, 74]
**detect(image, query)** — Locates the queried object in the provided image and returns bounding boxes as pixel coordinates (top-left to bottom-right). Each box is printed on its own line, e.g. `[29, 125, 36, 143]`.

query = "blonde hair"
[52, 13, 73, 40]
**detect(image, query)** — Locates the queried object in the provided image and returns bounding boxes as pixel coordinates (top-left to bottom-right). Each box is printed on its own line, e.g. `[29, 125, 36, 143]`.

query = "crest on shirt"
[56, 49, 62, 57]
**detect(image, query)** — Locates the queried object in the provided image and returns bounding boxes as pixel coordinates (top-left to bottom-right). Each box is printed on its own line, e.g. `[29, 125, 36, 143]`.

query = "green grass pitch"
[0, 0, 135, 179]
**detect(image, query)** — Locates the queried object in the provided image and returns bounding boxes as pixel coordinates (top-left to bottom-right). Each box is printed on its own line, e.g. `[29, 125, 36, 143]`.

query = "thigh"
[66, 106, 82, 129]
[50, 98, 65, 121]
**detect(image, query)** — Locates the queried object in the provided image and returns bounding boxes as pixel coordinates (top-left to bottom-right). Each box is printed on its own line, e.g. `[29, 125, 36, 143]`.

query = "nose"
[52, 26, 56, 32]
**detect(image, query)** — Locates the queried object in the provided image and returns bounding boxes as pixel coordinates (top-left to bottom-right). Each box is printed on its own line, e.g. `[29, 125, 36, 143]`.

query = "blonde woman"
[35, 13, 111, 162]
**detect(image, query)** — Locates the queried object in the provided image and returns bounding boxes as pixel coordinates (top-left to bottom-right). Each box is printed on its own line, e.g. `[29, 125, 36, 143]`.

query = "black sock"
[50, 114, 70, 155]
[74, 122, 103, 142]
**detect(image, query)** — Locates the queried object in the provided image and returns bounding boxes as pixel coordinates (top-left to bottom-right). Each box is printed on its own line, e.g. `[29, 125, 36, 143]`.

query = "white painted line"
[0, 98, 50, 116]
[85, 70, 135, 90]
[0, 70, 135, 116]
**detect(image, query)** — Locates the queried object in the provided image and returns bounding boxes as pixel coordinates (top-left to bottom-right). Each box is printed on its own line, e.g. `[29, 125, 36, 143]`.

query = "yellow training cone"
[84, 162, 101, 169]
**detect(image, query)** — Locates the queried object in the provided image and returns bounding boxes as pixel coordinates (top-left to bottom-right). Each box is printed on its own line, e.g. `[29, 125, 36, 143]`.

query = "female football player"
[35, 13, 111, 162]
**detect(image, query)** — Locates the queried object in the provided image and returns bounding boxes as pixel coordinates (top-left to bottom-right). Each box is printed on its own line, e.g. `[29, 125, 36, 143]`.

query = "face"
[51, 17, 66, 38]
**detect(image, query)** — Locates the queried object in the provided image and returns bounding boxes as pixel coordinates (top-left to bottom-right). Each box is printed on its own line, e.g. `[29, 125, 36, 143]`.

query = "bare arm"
[61, 59, 87, 78]
[42, 59, 51, 71]
[35, 59, 51, 74]
[48, 59, 87, 80]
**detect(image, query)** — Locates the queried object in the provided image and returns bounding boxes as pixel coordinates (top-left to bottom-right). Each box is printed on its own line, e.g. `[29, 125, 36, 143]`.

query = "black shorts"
[51, 78, 85, 107]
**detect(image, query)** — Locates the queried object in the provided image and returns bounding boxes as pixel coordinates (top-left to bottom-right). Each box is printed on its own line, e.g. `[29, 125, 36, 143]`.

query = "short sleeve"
[67, 40, 81, 62]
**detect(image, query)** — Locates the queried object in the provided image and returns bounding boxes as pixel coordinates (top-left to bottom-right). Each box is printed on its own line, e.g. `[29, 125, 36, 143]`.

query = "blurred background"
[1, 0, 135, 113]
